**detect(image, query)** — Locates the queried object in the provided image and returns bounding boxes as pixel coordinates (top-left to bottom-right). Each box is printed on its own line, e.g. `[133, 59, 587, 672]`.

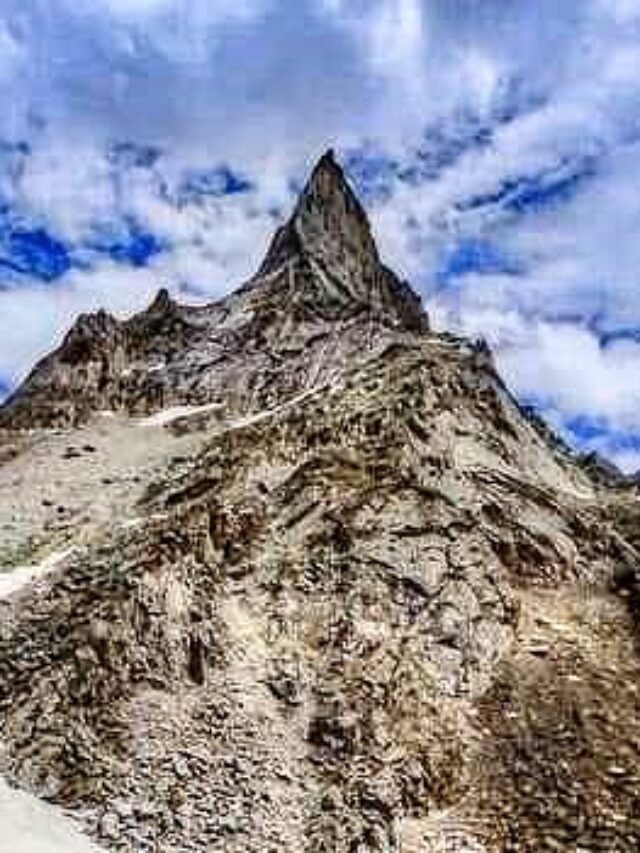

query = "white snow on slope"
[136, 384, 339, 431]
[0, 547, 76, 599]
[229, 387, 322, 429]
[135, 401, 222, 427]
[0, 778, 102, 853]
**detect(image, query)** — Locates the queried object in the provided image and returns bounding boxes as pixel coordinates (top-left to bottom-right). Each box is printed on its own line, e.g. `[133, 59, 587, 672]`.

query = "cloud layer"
[1, 0, 640, 471]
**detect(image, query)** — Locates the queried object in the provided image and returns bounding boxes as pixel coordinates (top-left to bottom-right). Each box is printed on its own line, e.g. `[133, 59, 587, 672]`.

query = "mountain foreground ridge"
[0, 150, 639, 852]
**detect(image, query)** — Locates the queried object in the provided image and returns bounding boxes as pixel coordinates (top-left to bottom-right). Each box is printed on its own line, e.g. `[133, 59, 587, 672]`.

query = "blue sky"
[0, 0, 640, 471]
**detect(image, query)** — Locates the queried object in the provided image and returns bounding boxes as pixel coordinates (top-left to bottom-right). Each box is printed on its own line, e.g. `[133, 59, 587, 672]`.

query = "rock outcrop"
[0, 152, 639, 852]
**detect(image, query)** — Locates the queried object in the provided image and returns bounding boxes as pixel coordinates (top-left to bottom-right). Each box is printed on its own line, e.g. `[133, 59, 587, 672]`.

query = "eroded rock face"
[0, 153, 639, 852]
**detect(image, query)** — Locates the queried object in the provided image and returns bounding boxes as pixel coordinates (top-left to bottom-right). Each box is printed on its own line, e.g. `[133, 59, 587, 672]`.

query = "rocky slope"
[0, 151, 639, 852]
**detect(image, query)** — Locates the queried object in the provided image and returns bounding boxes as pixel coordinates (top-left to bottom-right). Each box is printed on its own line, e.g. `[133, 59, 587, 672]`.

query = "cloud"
[599, 0, 640, 23]
[324, 0, 427, 88]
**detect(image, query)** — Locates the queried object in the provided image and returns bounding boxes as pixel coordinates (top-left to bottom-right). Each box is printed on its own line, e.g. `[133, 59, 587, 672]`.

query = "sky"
[0, 0, 640, 471]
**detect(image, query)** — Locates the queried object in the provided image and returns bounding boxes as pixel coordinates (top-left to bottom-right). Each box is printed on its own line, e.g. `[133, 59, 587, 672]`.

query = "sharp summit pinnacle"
[258, 148, 379, 280]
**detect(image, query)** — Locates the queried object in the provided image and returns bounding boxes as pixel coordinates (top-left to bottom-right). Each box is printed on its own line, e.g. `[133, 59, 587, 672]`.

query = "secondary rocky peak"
[147, 287, 176, 316]
[59, 308, 122, 365]
[69, 308, 119, 338]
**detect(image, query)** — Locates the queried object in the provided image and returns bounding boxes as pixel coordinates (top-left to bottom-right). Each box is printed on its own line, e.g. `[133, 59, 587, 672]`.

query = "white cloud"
[94, 0, 175, 14]
[363, 0, 426, 85]
[609, 450, 640, 473]
[427, 288, 640, 441]
[502, 326, 640, 432]
[598, 0, 640, 23]
[0, 20, 22, 80]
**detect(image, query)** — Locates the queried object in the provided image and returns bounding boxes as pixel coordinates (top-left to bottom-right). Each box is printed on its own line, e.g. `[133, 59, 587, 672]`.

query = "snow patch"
[135, 384, 339, 431]
[0, 778, 101, 853]
[229, 387, 323, 430]
[0, 546, 77, 599]
[135, 402, 222, 427]
[119, 512, 168, 531]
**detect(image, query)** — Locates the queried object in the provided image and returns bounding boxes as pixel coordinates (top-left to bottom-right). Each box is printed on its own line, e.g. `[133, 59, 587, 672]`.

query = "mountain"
[0, 151, 639, 852]
[0, 151, 426, 430]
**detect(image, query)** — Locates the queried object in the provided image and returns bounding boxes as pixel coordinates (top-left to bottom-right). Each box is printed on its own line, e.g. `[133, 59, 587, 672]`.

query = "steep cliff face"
[0, 153, 639, 853]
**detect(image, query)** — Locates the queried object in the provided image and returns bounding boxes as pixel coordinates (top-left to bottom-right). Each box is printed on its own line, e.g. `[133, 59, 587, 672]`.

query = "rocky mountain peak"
[258, 149, 377, 277]
[0, 152, 429, 429]
[67, 308, 119, 341]
[292, 148, 379, 267]
[48, 308, 123, 372]
[256, 150, 428, 331]
[147, 286, 177, 316]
